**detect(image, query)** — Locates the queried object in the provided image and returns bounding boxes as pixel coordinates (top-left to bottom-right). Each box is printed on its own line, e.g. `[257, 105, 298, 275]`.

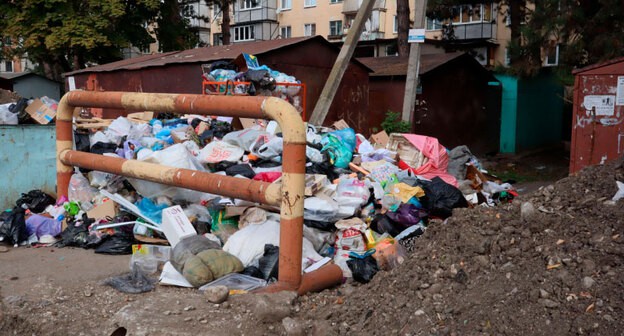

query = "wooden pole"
[402, 0, 428, 122]
[308, 0, 376, 126]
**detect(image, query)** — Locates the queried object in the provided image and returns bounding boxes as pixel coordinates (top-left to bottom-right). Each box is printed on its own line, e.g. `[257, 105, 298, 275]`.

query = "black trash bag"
[250, 158, 282, 168]
[102, 266, 156, 294]
[15, 190, 56, 213]
[74, 130, 92, 173]
[95, 233, 134, 255]
[225, 164, 256, 179]
[306, 161, 340, 181]
[56, 214, 94, 248]
[210, 119, 232, 139]
[347, 256, 379, 284]
[414, 177, 468, 219]
[304, 219, 337, 232]
[370, 214, 403, 237]
[243, 69, 276, 92]
[0, 207, 28, 245]
[242, 266, 264, 279]
[90, 142, 118, 155]
[213, 160, 238, 172]
[258, 244, 279, 281]
[210, 60, 237, 72]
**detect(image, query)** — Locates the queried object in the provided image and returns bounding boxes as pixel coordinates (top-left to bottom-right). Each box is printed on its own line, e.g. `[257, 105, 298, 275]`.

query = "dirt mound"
[295, 159, 624, 335]
[0, 89, 20, 104]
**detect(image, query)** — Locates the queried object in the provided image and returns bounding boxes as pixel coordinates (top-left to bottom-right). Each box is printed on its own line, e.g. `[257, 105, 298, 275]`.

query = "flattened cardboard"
[25, 98, 56, 124]
[87, 200, 117, 221]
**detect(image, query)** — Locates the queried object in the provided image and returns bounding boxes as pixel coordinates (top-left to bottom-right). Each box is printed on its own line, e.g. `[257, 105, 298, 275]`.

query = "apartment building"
[0, 37, 33, 74]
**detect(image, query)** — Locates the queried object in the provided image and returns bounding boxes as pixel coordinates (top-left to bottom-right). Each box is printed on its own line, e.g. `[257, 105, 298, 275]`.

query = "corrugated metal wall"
[0, 125, 57, 210]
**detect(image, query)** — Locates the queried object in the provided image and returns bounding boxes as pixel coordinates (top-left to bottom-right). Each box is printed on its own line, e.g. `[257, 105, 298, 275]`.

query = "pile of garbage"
[0, 109, 519, 294]
[0, 89, 58, 125]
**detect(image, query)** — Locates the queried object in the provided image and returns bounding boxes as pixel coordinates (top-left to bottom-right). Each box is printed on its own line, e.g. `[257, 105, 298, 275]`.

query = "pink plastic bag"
[397, 134, 457, 187]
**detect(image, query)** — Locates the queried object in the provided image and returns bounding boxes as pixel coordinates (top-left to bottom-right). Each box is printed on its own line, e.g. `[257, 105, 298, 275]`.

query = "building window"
[426, 17, 444, 30]
[240, 0, 260, 10]
[213, 3, 222, 17]
[304, 0, 316, 8]
[393, 15, 398, 33]
[385, 44, 398, 56]
[5, 61, 13, 72]
[504, 47, 510, 66]
[304, 23, 316, 36]
[329, 20, 343, 36]
[281, 0, 291, 9]
[213, 33, 223, 46]
[234, 25, 255, 42]
[280, 26, 292, 38]
[544, 45, 559, 66]
[450, 3, 494, 24]
[330, 0, 342, 3]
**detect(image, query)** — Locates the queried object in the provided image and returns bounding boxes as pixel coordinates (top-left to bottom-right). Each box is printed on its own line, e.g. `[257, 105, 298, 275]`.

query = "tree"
[203, 0, 234, 45]
[157, 0, 204, 52]
[0, 0, 161, 81]
[397, 0, 411, 56]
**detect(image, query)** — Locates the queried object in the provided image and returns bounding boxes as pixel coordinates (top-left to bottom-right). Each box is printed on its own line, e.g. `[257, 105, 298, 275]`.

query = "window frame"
[304, 23, 316, 36]
[240, 0, 260, 11]
[5, 60, 13, 72]
[280, 0, 292, 10]
[544, 45, 559, 67]
[233, 25, 256, 42]
[450, 3, 494, 25]
[393, 15, 398, 33]
[280, 26, 292, 38]
[329, 0, 342, 3]
[304, 0, 316, 8]
[329, 20, 343, 36]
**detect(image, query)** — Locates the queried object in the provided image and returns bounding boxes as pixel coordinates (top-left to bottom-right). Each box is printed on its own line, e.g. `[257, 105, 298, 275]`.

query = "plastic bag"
[415, 177, 468, 219]
[225, 164, 256, 179]
[15, 189, 56, 213]
[0, 104, 18, 125]
[321, 134, 353, 169]
[336, 178, 370, 206]
[252, 136, 283, 160]
[223, 129, 269, 151]
[253, 172, 282, 183]
[103, 266, 156, 294]
[334, 218, 367, 252]
[304, 197, 340, 222]
[25, 214, 62, 239]
[223, 220, 281, 267]
[56, 214, 93, 248]
[180, 249, 244, 287]
[68, 174, 97, 210]
[258, 244, 279, 281]
[198, 141, 245, 164]
[386, 203, 428, 228]
[135, 197, 169, 224]
[94, 233, 134, 255]
[347, 254, 379, 284]
[104, 117, 133, 145]
[0, 207, 28, 245]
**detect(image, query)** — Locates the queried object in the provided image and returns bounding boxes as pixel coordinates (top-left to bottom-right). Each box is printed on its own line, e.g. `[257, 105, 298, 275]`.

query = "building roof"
[572, 56, 624, 75]
[65, 36, 371, 76]
[357, 52, 466, 77]
[0, 71, 62, 83]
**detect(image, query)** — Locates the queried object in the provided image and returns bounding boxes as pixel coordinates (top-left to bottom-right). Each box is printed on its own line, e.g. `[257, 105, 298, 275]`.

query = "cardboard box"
[87, 200, 118, 221]
[25, 97, 57, 124]
[161, 205, 197, 247]
[332, 119, 350, 130]
[369, 130, 389, 149]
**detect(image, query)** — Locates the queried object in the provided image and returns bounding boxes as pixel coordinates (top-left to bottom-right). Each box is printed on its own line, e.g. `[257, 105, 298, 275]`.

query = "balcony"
[450, 22, 497, 40]
[342, 0, 386, 14]
[234, 1, 278, 24]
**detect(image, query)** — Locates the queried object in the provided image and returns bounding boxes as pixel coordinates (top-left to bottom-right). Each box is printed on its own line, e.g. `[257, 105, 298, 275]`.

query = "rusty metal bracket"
[56, 91, 341, 294]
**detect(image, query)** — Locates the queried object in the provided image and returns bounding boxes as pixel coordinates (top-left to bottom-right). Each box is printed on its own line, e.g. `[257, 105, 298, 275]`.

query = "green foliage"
[381, 110, 411, 134]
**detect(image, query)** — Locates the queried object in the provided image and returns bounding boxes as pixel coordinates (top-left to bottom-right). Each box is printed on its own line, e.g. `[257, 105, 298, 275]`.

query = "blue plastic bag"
[135, 198, 169, 224]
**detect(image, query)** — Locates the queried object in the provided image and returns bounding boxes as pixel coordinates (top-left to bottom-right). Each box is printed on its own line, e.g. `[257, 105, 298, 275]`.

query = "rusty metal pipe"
[57, 91, 312, 293]
[59, 149, 281, 206]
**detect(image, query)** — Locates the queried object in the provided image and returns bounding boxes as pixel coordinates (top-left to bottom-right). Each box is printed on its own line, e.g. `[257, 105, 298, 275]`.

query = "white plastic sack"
[104, 117, 133, 145]
[127, 123, 152, 140]
[68, 173, 97, 210]
[306, 146, 324, 163]
[128, 144, 213, 202]
[336, 178, 370, 206]
[198, 141, 244, 163]
[223, 129, 269, 152]
[0, 104, 18, 125]
[223, 220, 322, 269]
[304, 197, 340, 222]
[252, 136, 283, 160]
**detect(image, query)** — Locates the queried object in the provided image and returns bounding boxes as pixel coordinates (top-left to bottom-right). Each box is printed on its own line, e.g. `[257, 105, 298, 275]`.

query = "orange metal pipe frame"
[56, 91, 341, 294]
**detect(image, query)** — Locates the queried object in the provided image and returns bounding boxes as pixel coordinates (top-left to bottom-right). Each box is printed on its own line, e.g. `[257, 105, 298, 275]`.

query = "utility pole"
[308, 0, 376, 126]
[402, 0, 428, 122]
